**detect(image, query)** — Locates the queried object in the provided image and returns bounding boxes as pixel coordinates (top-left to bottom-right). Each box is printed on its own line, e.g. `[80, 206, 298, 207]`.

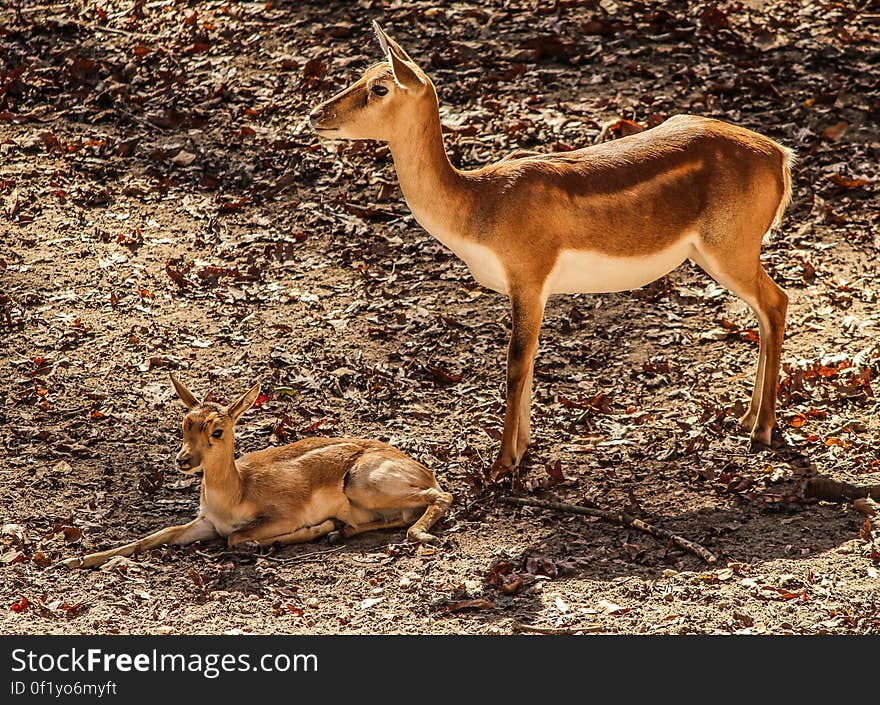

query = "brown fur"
[315, 24, 792, 474]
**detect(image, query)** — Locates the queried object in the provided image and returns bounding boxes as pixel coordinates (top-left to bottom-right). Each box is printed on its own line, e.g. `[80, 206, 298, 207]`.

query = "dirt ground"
[1, 1, 878, 635]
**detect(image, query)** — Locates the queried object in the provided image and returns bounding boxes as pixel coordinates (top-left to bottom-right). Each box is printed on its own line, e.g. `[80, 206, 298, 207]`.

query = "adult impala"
[310, 23, 793, 478]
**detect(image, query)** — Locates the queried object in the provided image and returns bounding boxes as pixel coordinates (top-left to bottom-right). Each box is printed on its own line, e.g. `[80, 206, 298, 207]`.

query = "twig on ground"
[255, 545, 346, 564]
[500, 495, 718, 565]
[90, 24, 164, 41]
[512, 621, 604, 634]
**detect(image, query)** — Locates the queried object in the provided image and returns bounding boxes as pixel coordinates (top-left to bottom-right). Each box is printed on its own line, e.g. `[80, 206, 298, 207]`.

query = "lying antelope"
[62, 374, 451, 568]
[310, 23, 793, 477]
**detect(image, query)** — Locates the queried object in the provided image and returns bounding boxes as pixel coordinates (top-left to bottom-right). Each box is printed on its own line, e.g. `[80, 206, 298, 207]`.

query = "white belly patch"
[547, 236, 696, 295]
[412, 197, 695, 297]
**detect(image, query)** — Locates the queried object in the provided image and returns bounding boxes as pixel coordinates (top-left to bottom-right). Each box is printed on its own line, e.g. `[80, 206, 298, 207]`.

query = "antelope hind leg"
[749, 269, 787, 446]
[341, 452, 452, 544]
[405, 488, 453, 545]
[692, 246, 788, 448]
[341, 490, 452, 546]
[227, 519, 336, 547]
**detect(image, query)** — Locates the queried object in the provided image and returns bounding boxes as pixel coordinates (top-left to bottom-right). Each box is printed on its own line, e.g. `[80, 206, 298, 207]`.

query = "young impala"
[62, 374, 451, 568]
[310, 23, 793, 479]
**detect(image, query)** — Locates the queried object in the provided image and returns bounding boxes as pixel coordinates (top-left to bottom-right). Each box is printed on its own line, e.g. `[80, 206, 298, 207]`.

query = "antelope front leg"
[61, 516, 218, 569]
[750, 269, 788, 446]
[490, 289, 545, 481]
[517, 361, 535, 454]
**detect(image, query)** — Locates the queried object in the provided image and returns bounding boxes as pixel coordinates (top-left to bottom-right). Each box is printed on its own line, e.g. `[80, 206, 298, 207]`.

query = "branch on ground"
[803, 476, 880, 503]
[500, 495, 718, 566]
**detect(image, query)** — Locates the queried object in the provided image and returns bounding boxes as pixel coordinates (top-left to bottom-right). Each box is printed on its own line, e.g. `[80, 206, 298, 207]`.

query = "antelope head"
[309, 21, 434, 143]
[169, 374, 261, 474]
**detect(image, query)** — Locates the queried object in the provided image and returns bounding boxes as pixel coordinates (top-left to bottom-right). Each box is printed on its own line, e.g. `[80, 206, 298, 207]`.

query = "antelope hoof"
[327, 531, 345, 545]
[489, 458, 515, 483]
[739, 411, 758, 432]
[407, 529, 439, 546]
[59, 557, 82, 569]
[749, 426, 774, 449]
[229, 539, 261, 552]
[490, 449, 520, 483]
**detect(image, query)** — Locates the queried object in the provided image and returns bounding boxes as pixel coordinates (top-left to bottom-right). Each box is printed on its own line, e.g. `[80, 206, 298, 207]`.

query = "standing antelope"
[310, 23, 793, 478]
[62, 374, 451, 568]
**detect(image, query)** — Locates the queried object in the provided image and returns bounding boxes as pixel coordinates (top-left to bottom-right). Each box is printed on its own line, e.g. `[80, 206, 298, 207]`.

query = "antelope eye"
[371, 84, 388, 96]
[211, 429, 223, 439]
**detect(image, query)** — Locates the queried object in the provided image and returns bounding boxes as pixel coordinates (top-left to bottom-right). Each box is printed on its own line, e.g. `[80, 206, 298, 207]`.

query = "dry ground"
[1, 0, 878, 634]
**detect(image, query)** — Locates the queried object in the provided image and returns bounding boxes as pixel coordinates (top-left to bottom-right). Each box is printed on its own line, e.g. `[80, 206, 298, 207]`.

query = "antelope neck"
[388, 111, 473, 237]
[202, 453, 244, 501]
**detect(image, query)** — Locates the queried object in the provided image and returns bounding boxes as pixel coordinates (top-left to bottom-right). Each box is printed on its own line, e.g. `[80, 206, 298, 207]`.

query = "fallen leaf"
[445, 598, 494, 613]
[31, 551, 51, 567]
[498, 574, 524, 595]
[830, 173, 870, 189]
[1, 549, 25, 565]
[303, 58, 327, 80]
[853, 498, 879, 517]
[859, 518, 873, 542]
[822, 121, 848, 141]
[596, 600, 628, 615]
[603, 118, 645, 140]
[525, 555, 558, 578]
[789, 414, 807, 428]
[99, 556, 136, 572]
[424, 364, 462, 384]
[170, 150, 197, 166]
[61, 527, 82, 543]
[217, 196, 250, 213]
[1, 524, 28, 544]
[545, 459, 565, 484]
[52, 460, 73, 474]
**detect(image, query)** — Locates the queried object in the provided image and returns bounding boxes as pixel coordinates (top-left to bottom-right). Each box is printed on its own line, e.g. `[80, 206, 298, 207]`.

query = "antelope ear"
[387, 47, 424, 91]
[170, 373, 200, 409]
[373, 21, 424, 90]
[226, 382, 261, 422]
[373, 20, 391, 55]
[372, 21, 415, 63]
